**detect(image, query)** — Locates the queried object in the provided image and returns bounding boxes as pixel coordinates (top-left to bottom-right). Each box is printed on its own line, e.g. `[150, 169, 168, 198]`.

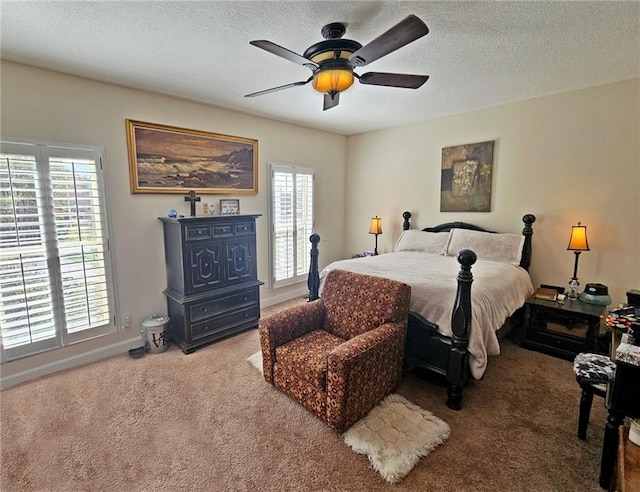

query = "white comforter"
[320, 252, 534, 379]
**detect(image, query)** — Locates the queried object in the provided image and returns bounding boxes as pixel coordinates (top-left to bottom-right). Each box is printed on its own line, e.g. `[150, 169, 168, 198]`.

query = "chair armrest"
[326, 320, 407, 432]
[259, 299, 325, 383]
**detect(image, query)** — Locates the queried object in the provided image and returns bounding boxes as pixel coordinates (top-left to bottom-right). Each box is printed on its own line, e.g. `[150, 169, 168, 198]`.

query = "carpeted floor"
[1, 297, 608, 491]
[248, 351, 451, 484]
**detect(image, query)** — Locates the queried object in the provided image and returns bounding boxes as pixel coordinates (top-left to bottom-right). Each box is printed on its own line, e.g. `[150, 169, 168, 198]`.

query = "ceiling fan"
[245, 15, 430, 111]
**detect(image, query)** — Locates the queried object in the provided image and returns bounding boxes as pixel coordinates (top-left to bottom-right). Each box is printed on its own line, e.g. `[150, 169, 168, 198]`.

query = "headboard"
[401, 212, 536, 270]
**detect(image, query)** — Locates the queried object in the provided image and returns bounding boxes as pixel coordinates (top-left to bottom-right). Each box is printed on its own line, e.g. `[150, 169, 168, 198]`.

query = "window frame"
[0, 138, 118, 362]
[268, 162, 315, 290]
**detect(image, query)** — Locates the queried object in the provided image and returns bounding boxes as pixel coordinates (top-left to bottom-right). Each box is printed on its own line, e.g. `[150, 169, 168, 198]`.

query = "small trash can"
[141, 315, 170, 354]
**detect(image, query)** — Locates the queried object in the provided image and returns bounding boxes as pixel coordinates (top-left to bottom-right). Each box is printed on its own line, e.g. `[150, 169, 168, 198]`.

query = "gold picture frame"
[126, 119, 258, 194]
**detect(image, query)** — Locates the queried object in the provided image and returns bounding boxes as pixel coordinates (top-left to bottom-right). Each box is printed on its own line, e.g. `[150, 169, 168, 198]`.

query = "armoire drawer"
[191, 305, 260, 340]
[235, 221, 255, 235]
[212, 223, 234, 237]
[185, 224, 212, 241]
[189, 288, 259, 323]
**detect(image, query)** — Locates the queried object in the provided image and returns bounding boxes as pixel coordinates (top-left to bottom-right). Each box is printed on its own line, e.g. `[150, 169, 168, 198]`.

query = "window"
[0, 139, 116, 362]
[269, 163, 314, 289]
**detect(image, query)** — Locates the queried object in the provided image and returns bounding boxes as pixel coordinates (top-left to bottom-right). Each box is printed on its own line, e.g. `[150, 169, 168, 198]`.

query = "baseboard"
[2, 290, 307, 390]
[0, 336, 142, 390]
[261, 286, 308, 308]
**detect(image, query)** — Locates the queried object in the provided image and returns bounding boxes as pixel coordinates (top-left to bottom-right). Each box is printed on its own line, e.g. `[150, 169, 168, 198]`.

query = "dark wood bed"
[307, 212, 536, 410]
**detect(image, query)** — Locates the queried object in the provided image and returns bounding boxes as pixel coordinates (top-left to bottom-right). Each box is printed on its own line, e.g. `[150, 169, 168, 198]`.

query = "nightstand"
[519, 297, 607, 360]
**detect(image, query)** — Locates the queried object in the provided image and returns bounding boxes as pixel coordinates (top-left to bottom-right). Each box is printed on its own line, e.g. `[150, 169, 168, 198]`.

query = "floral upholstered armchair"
[259, 269, 411, 433]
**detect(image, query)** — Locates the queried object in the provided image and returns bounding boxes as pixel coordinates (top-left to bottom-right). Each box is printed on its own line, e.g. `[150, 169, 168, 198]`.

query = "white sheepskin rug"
[343, 393, 450, 484]
[247, 352, 450, 483]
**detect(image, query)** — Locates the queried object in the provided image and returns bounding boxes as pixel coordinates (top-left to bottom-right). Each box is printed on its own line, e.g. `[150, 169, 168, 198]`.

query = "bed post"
[520, 214, 536, 270]
[307, 233, 321, 301]
[402, 211, 411, 231]
[446, 249, 477, 410]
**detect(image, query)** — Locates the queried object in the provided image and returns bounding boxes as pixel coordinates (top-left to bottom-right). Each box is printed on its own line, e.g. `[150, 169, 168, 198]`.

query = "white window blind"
[0, 140, 116, 361]
[269, 163, 314, 289]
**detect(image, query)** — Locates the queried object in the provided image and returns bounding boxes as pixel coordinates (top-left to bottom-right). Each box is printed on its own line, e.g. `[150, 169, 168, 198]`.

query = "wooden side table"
[519, 297, 606, 360]
[612, 426, 640, 492]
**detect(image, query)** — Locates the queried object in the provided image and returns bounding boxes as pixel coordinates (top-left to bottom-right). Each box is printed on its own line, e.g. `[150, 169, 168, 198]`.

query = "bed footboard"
[446, 249, 476, 410]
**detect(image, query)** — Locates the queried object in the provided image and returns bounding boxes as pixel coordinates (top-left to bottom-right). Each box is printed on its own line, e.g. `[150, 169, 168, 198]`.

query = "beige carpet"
[248, 351, 450, 484]
[1, 297, 608, 491]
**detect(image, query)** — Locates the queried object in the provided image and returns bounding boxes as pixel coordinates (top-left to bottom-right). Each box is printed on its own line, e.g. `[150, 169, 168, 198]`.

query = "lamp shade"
[369, 216, 382, 235]
[312, 68, 354, 94]
[567, 222, 590, 251]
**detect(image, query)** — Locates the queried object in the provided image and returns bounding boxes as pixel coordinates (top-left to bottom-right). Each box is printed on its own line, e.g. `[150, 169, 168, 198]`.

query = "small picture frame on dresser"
[220, 199, 240, 215]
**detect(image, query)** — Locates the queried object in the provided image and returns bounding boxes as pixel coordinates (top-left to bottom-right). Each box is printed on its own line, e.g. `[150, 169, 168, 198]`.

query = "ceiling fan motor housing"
[304, 35, 362, 95]
[302, 38, 362, 63]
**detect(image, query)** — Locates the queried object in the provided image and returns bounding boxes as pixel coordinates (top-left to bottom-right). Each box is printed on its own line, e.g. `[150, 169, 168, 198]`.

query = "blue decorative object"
[167, 208, 177, 218]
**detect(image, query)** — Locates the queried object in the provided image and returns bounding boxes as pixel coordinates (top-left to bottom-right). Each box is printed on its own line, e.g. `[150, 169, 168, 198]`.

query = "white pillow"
[394, 230, 451, 254]
[444, 228, 525, 266]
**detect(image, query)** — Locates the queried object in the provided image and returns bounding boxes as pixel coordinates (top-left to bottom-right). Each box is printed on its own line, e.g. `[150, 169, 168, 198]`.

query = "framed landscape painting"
[440, 140, 494, 212]
[126, 120, 258, 194]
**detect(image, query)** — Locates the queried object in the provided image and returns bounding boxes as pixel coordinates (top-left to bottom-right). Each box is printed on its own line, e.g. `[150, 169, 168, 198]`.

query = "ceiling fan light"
[312, 69, 354, 94]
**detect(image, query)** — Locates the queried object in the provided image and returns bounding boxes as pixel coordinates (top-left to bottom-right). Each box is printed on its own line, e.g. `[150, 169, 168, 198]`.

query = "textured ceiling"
[1, 1, 639, 135]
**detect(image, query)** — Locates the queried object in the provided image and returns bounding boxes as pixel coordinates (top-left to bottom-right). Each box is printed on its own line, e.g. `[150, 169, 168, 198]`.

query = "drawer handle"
[198, 230, 202, 235]
[243, 296, 248, 301]
[244, 313, 249, 317]
[202, 308, 208, 313]
[204, 262, 209, 267]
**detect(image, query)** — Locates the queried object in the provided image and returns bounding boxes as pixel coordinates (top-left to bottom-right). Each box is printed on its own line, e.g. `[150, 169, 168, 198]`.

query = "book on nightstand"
[534, 287, 558, 301]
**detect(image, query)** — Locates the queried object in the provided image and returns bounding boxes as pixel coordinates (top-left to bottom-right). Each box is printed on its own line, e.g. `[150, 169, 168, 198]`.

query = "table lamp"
[567, 221, 589, 300]
[369, 216, 382, 255]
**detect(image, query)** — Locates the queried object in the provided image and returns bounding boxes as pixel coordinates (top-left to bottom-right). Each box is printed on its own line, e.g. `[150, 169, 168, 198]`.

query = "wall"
[345, 78, 640, 306]
[0, 61, 347, 384]
[3, 60, 638, 385]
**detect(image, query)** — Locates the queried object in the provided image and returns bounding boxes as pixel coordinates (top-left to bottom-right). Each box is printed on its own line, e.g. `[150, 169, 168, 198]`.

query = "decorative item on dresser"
[219, 199, 240, 215]
[158, 214, 263, 354]
[307, 211, 536, 410]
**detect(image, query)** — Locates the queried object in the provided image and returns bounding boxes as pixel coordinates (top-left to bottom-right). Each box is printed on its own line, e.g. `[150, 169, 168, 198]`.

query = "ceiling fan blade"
[358, 72, 429, 89]
[249, 40, 318, 70]
[323, 93, 340, 111]
[349, 15, 429, 67]
[245, 78, 312, 97]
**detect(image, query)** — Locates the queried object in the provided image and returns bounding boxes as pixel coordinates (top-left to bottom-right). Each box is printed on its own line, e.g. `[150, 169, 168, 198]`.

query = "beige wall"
[2, 60, 638, 384]
[346, 78, 640, 305]
[0, 61, 347, 381]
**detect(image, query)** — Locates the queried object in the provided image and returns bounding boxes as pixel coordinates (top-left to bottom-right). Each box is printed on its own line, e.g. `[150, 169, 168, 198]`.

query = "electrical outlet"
[122, 312, 131, 329]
